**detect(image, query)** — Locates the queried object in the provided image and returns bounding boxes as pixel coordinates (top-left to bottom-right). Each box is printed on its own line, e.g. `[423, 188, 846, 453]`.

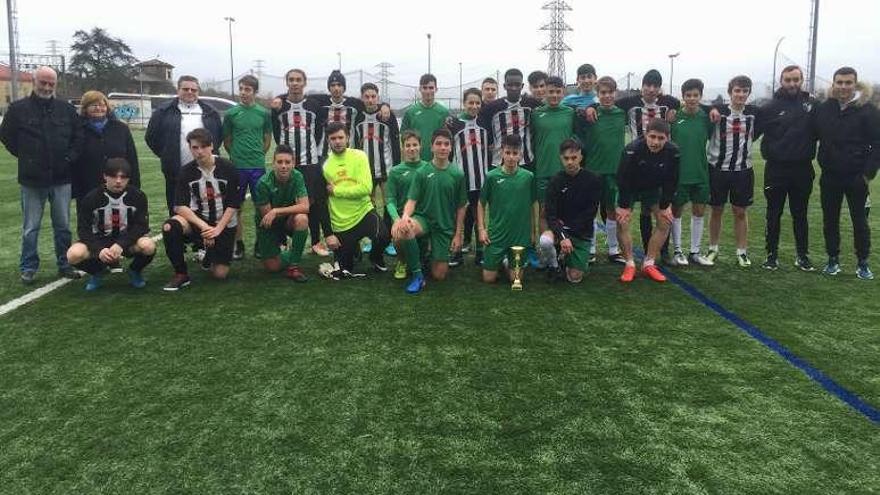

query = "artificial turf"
[0, 130, 877, 493]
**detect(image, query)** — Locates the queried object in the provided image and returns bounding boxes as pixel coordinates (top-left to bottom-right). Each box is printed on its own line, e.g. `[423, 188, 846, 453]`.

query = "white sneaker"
[688, 253, 715, 266]
[671, 250, 689, 266]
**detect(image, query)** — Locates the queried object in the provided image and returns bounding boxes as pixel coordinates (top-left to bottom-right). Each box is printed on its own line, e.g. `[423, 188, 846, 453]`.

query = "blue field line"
[662, 268, 880, 425]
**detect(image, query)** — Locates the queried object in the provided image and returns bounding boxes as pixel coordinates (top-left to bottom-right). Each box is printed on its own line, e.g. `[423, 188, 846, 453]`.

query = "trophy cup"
[510, 246, 525, 291]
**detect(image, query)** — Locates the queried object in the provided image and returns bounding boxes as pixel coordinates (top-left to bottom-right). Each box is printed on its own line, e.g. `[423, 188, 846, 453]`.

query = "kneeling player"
[162, 128, 241, 291]
[616, 119, 680, 283]
[393, 128, 467, 293]
[253, 144, 310, 281]
[537, 139, 601, 283]
[478, 135, 538, 283]
[67, 158, 155, 291]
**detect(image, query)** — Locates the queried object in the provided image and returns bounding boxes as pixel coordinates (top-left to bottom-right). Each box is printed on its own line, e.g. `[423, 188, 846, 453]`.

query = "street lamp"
[458, 62, 463, 110]
[427, 33, 432, 74]
[337, 52, 342, 71]
[668, 52, 680, 95]
[224, 16, 235, 98]
[772, 36, 785, 94]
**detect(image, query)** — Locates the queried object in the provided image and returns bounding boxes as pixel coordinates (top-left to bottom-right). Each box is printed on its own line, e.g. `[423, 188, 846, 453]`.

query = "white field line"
[0, 232, 164, 317]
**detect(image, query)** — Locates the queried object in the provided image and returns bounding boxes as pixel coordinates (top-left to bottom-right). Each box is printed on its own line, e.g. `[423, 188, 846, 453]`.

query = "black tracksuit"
[545, 168, 602, 242]
[813, 89, 880, 261]
[617, 139, 680, 210]
[760, 90, 818, 257]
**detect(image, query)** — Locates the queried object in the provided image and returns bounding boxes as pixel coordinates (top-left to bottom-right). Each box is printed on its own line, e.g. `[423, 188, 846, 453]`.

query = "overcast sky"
[5, 0, 879, 97]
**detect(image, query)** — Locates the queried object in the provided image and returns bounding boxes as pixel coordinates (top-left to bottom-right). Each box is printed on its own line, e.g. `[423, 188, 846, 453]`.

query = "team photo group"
[1, 61, 877, 294]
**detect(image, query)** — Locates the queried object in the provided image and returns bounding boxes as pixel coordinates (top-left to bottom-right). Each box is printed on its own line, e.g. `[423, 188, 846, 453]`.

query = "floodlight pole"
[668, 52, 680, 95]
[6, 0, 18, 100]
[224, 16, 235, 98]
[772, 36, 785, 94]
[427, 33, 432, 74]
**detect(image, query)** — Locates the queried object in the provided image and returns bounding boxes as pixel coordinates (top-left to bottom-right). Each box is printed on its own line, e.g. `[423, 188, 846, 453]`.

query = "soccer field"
[0, 131, 878, 493]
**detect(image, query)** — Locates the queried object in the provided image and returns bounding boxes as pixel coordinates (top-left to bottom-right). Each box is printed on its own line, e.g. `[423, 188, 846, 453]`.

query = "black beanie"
[328, 70, 346, 90]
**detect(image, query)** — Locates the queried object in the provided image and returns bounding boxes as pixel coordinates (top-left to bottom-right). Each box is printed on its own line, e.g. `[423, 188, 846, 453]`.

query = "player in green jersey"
[393, 129, 467, 293]
[223, 75, 273, 260]
[582, 76, 626, 264]
[401, 74, 450, 162]
[252, 144, 310, 281]
[530, 76, 577, 210]
[478, 134, 539, 284]
[670, 79, 714, 267]
[386, 131, 429, 279]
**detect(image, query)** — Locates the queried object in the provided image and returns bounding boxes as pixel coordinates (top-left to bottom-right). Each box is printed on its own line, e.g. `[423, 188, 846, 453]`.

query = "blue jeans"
[20, 184, 72, 273]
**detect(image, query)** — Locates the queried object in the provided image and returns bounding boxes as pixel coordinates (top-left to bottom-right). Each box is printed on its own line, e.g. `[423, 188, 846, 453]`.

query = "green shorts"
[255, 220, 291, 259]
[564, 236, 591, 273]
[412, 214, 452, 262]
[674, 182, 710, 207]
[482, 241, 530, 271]
[536, 177, 551, 202]
[599, 174, 619, 210]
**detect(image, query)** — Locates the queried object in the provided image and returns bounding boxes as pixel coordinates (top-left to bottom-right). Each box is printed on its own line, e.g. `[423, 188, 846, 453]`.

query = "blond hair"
[80, 90, 110, 117]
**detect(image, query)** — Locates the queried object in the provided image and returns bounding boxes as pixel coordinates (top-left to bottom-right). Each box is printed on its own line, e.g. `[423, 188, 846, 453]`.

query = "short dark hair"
[104, 157, 132, 177]
[238, 75, 259, 92]
[285, 68, 307, 82]
[504, 68, 523, 81]
[559, 138, 581, 155]
[528, 70, 548, 86]
[646, 118, 670, 136]
[642, 70, 662, 87]
[501, 134, 522, 149]
[360, 82, 379, 94]
[482, 77, 498, 87]
[780, 65, 803, 81]
[463, 87, 482, 102]
[833, 66, 858, 82]
[325, 121, 348, 136]
[185, 128, 213, 147]
[419, 73, 437, 86]
[545, 76, 564, 88]
[273, 144, 295, 161]
[596, 76, 617, 92]
[177, 75, 199, 89]
[728, 75, 753, 94]
[577, 64, 597, 77]
[401, 130, 421, 144]
[431, 128, 452, 144]
[681, 78, 704, 95]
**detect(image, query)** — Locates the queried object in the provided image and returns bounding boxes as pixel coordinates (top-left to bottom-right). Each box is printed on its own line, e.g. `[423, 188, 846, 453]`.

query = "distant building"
[0, 63, 35, 110]
[133, 58, 175, 94]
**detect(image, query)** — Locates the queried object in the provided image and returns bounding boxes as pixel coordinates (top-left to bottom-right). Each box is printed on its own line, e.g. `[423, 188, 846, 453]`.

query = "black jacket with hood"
[814, 82, 880, 180]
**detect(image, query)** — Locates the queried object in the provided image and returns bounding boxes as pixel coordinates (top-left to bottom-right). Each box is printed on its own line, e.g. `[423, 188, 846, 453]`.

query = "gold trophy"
[510, 246, 525, 291]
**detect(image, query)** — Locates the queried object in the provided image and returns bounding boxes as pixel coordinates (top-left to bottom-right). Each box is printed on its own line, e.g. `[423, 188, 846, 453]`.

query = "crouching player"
[393, 128, 467, 293]
[477, 135, 538, 284]
[252, 144, 310, 281]
[67, 158, 155, 291]
[616, 119, 680, 283]
[537, 139, 601, 283]
[161, 128, 241, 291]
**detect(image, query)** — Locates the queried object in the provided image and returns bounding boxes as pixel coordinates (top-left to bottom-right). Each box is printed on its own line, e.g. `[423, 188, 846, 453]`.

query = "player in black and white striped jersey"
[448, 88, 490, 266]
[161, 128, 241, 291]
[706, 75, 765, 268]
[67, 158, 156, 291]
[355, 83, 400, 208]
[479, 69, 543, 173]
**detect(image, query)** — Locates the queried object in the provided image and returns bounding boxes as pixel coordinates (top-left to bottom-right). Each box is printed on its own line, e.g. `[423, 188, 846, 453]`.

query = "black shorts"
[79, 237, 140, 257]
[710, 168, 754, 207]
[186, 226, 236, 265]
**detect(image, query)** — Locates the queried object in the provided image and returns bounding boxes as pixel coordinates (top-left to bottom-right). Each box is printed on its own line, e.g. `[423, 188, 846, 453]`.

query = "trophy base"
[511, 281, 523, 291]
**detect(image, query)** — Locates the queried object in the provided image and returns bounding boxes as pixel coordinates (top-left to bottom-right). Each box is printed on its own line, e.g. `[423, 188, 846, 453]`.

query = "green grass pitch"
[0, 130, 877, 494]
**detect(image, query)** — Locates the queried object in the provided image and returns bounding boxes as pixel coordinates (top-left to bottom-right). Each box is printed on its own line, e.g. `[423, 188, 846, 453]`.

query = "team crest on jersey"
[803, 102, 813, 112]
